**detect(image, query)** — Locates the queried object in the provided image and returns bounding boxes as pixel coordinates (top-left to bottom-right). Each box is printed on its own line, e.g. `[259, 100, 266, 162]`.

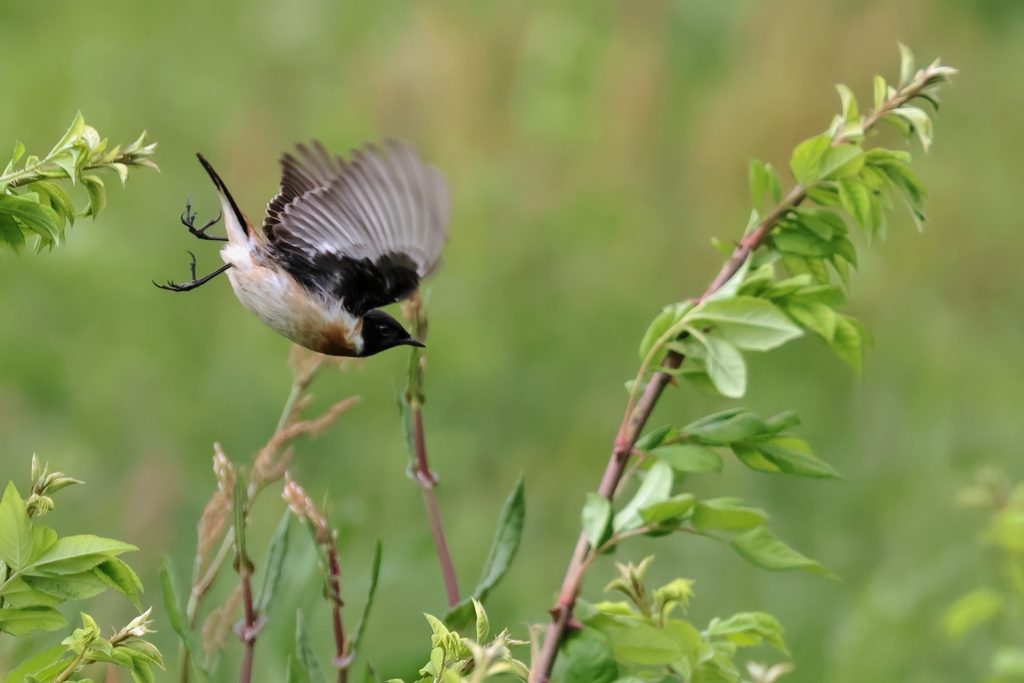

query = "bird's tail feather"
[196, 153, 251, 244]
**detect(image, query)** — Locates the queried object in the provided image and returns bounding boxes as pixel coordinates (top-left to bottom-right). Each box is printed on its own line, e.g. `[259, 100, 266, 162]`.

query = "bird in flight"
[157, 140, 450, 357]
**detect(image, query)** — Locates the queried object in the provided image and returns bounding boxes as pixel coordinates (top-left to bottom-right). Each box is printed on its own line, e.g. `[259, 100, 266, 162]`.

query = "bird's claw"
[179, 197, 227, 242]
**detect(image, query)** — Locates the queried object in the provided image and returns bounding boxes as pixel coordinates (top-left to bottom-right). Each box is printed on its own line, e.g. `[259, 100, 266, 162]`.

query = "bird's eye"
[378, 323, 391, 337]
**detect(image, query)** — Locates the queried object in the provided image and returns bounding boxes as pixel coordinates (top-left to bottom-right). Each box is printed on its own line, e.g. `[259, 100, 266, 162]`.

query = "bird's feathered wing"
[263, 140, 450, 317]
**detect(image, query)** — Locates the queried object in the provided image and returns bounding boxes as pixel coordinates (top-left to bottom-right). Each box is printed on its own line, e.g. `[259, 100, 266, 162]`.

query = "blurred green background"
[1, 0, 1022, 681]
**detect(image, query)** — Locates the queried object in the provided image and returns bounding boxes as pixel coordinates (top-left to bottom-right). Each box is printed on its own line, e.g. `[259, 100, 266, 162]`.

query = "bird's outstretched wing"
[264, 140, 450, 317]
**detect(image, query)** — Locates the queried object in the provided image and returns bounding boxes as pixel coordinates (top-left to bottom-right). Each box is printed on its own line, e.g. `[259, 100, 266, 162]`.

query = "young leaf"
[295, 610, 327, 683]
[80, 175, 106, 219]
[639, 494, 695, 526]
[898, 41, 915, 87]
[707, 612, 788, 653]
[683, 409, 769, 446]
[789, 133, 831, 185]
[943, 588, 1003, 639]
[755, 436, 840, 479]
[828, 314, 865, 374]
[692, 498, 770, 531]
[684, 329, 746, 399]
[730, 526, 833, 577]
[749, 158, 769, 207]
[652, 444, 723, 473]
[689, 297, 803, 351]
[0, 482, 34, 572]
[609, 622, 686, 665]
[874, 75, 887, 111]
[473, 598, 489, 644]
[351, 540, 382, 657]
[836, 84, 859, 124]
[614, 460, 673, 532]
[32, 535, 136, 570]
[581, 493, 612, 547]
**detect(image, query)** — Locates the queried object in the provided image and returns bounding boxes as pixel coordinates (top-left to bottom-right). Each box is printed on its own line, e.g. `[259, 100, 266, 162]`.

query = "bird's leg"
[154, 251, 233, 292]
[180, 197, 228, 241]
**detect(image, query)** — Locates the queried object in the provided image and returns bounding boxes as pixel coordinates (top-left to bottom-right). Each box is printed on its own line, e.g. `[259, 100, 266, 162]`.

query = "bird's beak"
[405, 338, 426, 348]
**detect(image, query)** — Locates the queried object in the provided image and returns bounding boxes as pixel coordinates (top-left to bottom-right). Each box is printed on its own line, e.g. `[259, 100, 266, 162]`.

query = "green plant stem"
[53, 648, 89, 683]
[528, 72, 944, 681]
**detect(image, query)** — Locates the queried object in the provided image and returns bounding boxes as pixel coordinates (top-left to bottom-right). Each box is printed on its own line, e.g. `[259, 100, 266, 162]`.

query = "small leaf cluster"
[386, 600, 529, 683]
[0, 112, 157, 254]
[1, 458, 162, 683]
[556, 557, 789, 683]
[944, 469, 1024, 680]
[582, 407, 834, 581]
[6, 611, 163, 683]
[636, 45, 955, 398]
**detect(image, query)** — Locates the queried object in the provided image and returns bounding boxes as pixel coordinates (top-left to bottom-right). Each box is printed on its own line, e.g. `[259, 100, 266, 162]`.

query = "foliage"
[0, 112, 157, 254]
[944, 468, 1024, 681]
[531, 43, 957, 681]
[0, 457, 163, 683]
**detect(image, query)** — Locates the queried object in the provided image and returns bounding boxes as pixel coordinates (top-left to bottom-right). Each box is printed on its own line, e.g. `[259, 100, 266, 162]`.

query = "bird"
[156, 140, 450, 357]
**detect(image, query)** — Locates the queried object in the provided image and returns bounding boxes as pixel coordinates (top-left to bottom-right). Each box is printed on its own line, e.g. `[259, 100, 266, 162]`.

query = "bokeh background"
[1, 0, 1022, 681]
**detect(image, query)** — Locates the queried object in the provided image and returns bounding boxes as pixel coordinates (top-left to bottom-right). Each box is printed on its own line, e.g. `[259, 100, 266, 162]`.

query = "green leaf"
[685, 330, 746, 399]
[773, 230, 832, 258]
[24, 571, 109, 601]
[295, 610, 327, 683]
[614, 460, 673, 532]
[689, 297, 803, 352]
[755, 436, 840, 479]
[472, 598, 489, 643]
[0, 194, 61, 245]
[732, 443, 781, 474]
[730, 526, 833, 577]
[786, 302, 837, 341]
[0, 607, 67, 635]
[838, 177, 873, 232]
[256, 510, 291, 617]
[0, 212, 25, 253]
[552, 628, 619, 683]
[49, 112, 86, 157]
[444, 477, 525, 629]
[636, 425, 676, 452]
[0, 577, 62, 608]
[819, 144, 863, 180]
[707, 612, 788, 653]
[944, 588, 1003, 639]
[159, 557, 207, 682]
[749, 159, 769, 207]
[0, 482, 34, 572]
[351, 540, 382, 657]
[874, 75, 887, 111]
[897, 41, 915, 87]
[79, 175, 106, 220]
[639, 303, 693, 364]
[33, 535, 136, 571]
[609, 623, 686, 665]
[652, 444, 723, 473]
[764, 163, 783, 203]
[836, 84, 859, 124]
[692, 498, 769, 530]
[582, 493, 613, 547]
[828, 314, 865, 374]
[789, 133, 832, 185]
[891, 106, 933, 152]
[683, 409, 769, 446]
[94, 558, 143, 609]
[4, 645, 70, 683]
[640, 494, 695, 526]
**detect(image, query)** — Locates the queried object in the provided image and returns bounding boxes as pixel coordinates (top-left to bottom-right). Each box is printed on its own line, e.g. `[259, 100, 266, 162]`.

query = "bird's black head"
[360, 309, 425, 357]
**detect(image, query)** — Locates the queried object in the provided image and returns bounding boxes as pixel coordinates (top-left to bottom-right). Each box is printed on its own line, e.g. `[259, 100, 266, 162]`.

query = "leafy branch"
[0, 112, 157, 254]
[529, 44, 957, 682]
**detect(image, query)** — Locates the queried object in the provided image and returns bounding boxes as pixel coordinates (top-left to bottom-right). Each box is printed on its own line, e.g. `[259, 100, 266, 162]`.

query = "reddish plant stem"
[529, 186, 809, 683]
[412, 403, 461, 608]
[327, 547, 348, 683]
[239, 572, 256, 683]
[528, 67, 952, 681]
